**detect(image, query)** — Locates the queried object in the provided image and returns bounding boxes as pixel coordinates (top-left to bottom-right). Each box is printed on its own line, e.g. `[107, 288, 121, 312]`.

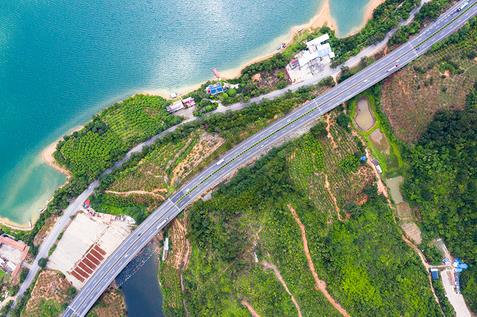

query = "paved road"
[63, 1, 477, 316]
[14, 0, 428, 305]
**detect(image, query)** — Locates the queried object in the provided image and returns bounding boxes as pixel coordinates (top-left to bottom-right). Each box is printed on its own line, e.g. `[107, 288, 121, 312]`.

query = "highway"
[63, 1, 477, 316]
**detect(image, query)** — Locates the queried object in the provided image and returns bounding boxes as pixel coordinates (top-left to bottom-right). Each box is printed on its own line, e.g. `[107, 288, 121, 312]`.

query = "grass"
[349, 89, 404, 177]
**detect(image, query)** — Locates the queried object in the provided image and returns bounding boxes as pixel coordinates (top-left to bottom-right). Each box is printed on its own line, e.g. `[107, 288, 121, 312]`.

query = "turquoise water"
[331, 0, 372, 35]
[0, 0, 374, 225]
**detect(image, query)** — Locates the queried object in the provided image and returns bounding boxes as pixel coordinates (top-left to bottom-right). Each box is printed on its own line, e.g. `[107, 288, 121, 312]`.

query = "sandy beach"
[41, 141, 71, 177]
[0, 215, 32, 231]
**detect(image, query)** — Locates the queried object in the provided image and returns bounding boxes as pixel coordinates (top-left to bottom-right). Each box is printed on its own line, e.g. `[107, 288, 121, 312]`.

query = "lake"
[0, 0, 374, 225]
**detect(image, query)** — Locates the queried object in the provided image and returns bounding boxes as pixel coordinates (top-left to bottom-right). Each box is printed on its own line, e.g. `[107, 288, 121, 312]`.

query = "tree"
[38, 257, 48, 268]
[336, 113, 351, 131]
[310, 122, 328, 139]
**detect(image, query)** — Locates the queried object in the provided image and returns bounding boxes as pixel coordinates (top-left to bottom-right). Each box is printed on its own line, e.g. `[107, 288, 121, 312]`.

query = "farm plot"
[288, 117, 374, 221]
[382, 31, 477, 143]
[55, 95, 181, 180]
[93, 130, 224, 221]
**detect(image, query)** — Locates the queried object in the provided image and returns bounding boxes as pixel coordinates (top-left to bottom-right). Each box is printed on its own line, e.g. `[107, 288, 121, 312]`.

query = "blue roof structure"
[207, 83, 224, 96]
[430, 268, 439, 280]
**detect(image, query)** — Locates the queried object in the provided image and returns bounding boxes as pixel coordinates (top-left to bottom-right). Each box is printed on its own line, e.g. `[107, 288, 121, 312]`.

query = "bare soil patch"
[171, 133, 224, 185]
[381, 51, 475, 143]
[401, 222, 422, 245]
[24, 270, 71, 316]
[354, 97, 375, 131]
[370, 129, 390, 154]
[90, 288, 126, 317]
[325, 115, 338, 149]
[241, 299, 262, 317]
[33, 215, 58, 247]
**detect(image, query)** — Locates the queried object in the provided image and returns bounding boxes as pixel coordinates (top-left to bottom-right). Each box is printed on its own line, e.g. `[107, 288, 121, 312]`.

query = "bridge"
[63, 1, 477, 315]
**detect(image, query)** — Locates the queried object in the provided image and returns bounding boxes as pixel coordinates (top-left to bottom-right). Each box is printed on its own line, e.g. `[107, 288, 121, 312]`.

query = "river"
[120, 251, 164, 317]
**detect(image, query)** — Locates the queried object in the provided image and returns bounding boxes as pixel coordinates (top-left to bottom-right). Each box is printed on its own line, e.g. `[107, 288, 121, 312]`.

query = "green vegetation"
[159, 114, 439, 316]
[38, 258, 47, 268]
[349, 87, 404, 177]
[389, 0, 453, 46]
[403, 103, 477, 311]
[92, 85, 334, 222]
[55, 95, 181, 181]
[23, 299, 63, 317]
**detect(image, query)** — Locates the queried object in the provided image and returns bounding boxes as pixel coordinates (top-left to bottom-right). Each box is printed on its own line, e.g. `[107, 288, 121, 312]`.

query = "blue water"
[0, 0, 374, 225]
[119, 250, 164, 317]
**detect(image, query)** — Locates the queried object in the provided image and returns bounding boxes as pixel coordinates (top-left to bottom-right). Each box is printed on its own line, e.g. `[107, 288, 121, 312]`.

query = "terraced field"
[55, 95, 181, 180]
[92, 130, 224, 221]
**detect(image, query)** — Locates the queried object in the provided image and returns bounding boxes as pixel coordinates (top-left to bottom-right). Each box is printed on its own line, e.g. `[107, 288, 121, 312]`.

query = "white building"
[166, 100, 185, 113]
[286, 33, 335, 82]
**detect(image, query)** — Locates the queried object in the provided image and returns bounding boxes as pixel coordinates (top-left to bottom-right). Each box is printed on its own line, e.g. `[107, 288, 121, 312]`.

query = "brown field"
[90, 288, 126, 317]
[105, 130, 224, 209]
[382, 41, 477, 143]
[23, 270, 71, 316]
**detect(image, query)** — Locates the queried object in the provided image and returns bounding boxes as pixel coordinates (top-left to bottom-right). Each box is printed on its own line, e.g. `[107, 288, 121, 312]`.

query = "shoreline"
[347, 0, 385, 36]
[219, 0, 338, 80]
[3, 0, 384, 232]
[0, 214, 32, 231]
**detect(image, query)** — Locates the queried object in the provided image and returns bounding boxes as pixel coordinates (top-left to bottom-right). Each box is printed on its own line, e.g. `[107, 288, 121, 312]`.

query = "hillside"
[158, 113, 441, 317]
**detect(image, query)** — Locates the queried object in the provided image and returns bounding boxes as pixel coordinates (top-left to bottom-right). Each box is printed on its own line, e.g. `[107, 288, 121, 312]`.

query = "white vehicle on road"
[457, 1, 469, 11]
[216, 158, 225, 166]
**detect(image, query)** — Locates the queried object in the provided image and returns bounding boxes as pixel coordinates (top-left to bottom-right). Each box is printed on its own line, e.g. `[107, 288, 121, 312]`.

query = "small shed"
[430, 268, 439, 280]
[182, 97, 196, 108]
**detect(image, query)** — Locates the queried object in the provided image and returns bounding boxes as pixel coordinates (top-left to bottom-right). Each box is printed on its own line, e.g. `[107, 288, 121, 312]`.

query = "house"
[0, 236, 29, 282]
[286, 33, 335, 82]
[166, 100, 185, 113]
[223, 82, 239, 90]
[371, 159, 383, 174]
[182, 97, 196, 108]
[205, 83, 224, 96]
[430, 268, 440, 280]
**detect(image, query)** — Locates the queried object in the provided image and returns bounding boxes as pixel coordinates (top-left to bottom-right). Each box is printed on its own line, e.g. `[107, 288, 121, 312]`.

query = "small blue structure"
[360, 155, 367, 162]
[452, 258, 469, 294]
[206, 83, 224, 96]
[430, 268, 440, 280]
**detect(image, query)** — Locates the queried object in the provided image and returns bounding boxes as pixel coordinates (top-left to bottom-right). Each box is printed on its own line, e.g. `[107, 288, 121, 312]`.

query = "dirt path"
[262, 261, 303, 317]
[241, 300, 262, 317]
[323, 174, 343, 221]
[364, 150, 389, 199]
[105, 189, 166, 199]
[288, 205, 350, 317]
[325, 115, 338, 149]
